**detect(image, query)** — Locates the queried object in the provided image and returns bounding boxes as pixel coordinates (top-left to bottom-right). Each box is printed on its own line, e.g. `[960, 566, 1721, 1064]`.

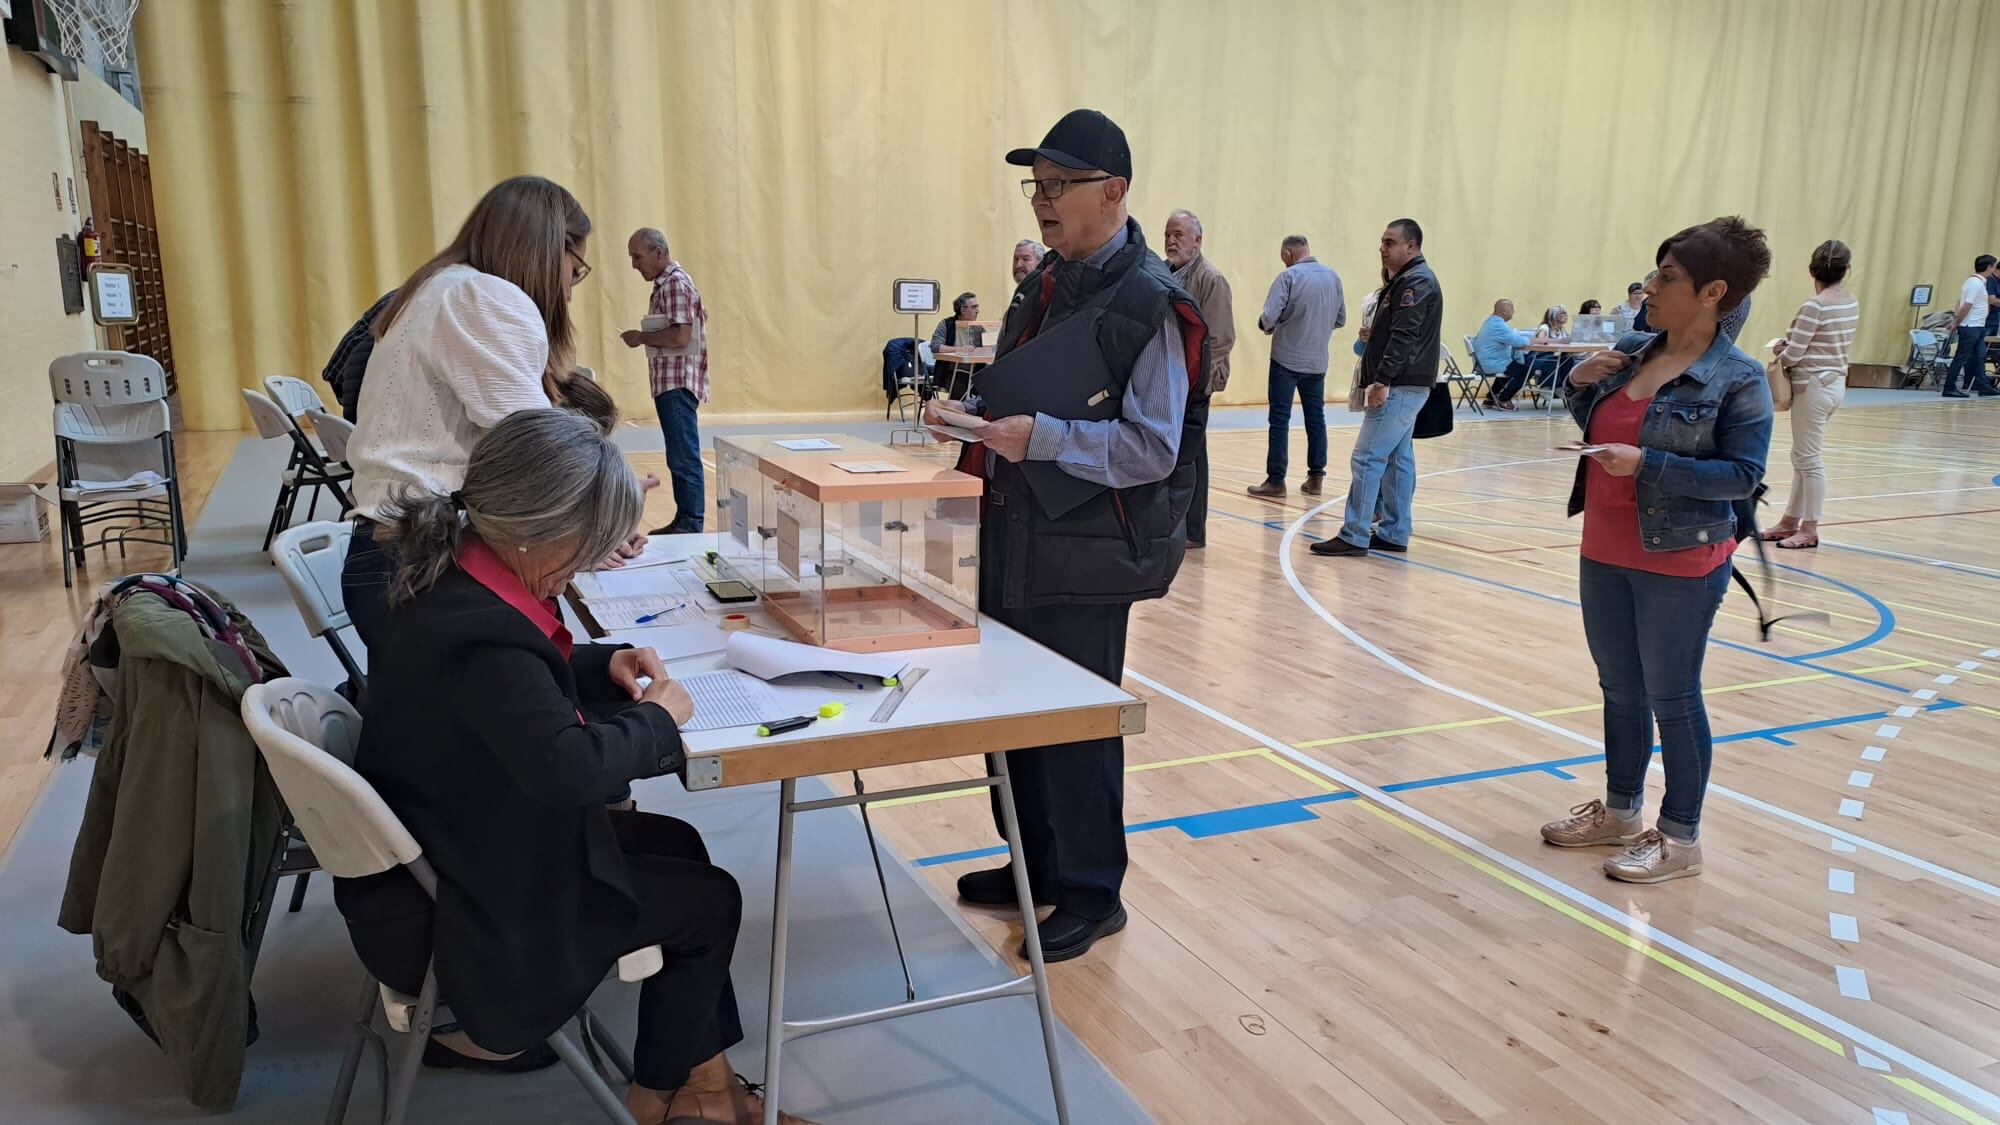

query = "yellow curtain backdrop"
[137, 0, 2000, 433]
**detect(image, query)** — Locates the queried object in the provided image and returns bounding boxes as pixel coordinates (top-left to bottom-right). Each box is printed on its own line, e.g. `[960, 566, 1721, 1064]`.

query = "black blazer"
[333, 565, 684, 1052]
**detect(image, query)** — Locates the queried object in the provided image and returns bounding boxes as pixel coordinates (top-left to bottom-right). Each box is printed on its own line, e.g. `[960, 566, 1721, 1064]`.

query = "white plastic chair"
[240, 679, 663, 1125]
[243, 390, 353, 551]
[272, 521, 368, 695]
[48, 352, 185, 587]
[1905, 329, 1946, 387]
[306, 410, 356, 469]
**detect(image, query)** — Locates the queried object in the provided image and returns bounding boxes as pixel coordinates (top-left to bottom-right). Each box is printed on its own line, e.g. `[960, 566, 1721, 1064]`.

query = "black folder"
[972, 310, 1120, 519]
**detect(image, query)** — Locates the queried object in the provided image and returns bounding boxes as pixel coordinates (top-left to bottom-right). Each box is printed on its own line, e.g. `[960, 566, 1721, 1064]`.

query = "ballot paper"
[676, 670, 783, 732]
[607, 538, 689, 570]
[831, 461, 906, 474]
[608, 622, 731, 661]
[775, 438, 842, 451]
[589, 595, 703, 631]
[723, 631, 907, 683]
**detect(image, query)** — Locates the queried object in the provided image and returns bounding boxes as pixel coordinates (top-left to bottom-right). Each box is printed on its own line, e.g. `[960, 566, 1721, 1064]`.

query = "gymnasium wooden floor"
[5, 399, 1998, 1123]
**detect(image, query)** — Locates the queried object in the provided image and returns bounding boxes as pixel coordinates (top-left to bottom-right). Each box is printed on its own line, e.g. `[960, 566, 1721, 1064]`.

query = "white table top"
[567, 535, 1142, 789]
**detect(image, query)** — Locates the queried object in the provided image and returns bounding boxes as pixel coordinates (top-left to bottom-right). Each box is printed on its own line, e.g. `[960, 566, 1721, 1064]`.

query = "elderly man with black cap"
[923, 108, 1209, 962]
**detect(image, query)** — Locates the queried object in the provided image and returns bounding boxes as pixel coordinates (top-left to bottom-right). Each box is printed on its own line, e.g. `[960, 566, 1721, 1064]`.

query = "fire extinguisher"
[79, 219, 100, 267]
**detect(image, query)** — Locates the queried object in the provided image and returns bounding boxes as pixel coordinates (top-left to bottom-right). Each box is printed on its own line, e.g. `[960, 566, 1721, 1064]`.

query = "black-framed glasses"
[1021, 174, 1113, 200]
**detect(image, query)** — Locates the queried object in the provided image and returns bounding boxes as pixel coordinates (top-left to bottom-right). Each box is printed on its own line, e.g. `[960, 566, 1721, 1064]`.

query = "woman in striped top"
[1761, 240, 1858, 549]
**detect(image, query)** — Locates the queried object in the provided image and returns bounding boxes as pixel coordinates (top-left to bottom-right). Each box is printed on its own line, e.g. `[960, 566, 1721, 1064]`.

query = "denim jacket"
[1566, 329, 1773, 551]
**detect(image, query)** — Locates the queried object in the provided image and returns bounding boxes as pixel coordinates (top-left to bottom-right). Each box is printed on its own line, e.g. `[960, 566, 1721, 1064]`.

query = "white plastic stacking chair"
[240, 679, 663, 1125]
[48, 352, 185, 587]
[243, 390, 352, 551]
[305, 410, 357, 475]
[271, 522, 368, 694]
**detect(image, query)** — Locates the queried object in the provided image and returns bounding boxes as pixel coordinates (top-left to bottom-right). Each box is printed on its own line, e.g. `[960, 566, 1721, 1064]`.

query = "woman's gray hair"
[376, 409, 641, 606]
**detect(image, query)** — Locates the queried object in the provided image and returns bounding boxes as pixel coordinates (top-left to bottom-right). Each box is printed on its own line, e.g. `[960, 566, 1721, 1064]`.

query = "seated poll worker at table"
[921, 108, 1209, 963]
[333, 409, 817, 1125]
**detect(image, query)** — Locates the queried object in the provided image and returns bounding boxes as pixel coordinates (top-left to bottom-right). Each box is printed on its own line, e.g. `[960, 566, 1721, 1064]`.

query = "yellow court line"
[1884, 1075, 1998, 1125]
[1975, 706, 2000, 720]
[1345, 801, 1847, 1053]
[1257, 749, 1343, 792]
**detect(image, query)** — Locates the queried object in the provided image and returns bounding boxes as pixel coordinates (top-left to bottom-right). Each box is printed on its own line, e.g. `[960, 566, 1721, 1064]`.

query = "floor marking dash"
[1894, 705, 1919, 718]
[1872, 1109, 1910, 1125]
[1840, 799, 1866, 819]
[1831, 869, 1857, 894]
[1856, 1049, 1890, 1072]
[1849, 771, 1875, 789]
[1914, 689, 1939, 700]
[1862, 746, 1888, 763]
[1875, 724, 1902, 739]
[1830, 913, 1860, 942]
[1958, 661, 1983, 671]
[1984, 648, 2000, 659]
[1936, 674, 1960, 685]
[1837, 966, 1872, 1000]
[1832, 839, 1858, 854]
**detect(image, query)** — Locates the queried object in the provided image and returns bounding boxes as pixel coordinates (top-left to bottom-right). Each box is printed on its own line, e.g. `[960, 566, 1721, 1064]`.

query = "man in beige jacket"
[1162, 208, 1234, 547]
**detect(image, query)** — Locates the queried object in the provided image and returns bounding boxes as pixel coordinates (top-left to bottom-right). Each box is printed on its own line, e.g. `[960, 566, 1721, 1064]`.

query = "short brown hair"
[1809, 240, 1852, 286]
[1655, 216, 1770, 313]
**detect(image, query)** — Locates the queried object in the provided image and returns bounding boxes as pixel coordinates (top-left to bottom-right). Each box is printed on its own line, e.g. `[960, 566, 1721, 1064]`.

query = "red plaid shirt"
[647, 263, 710, 402]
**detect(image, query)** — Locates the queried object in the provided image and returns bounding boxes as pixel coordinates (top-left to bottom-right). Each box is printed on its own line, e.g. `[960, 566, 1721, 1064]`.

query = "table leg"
[993, 755, 1071, 1125]
[763, 778, 796, 1125]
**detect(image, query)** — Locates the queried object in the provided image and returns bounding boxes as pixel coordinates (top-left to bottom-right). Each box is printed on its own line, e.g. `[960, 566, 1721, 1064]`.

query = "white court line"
[1861, 747, 1888, 762]
[1936, 674, 1959, 685]
[1253, 499, 2000, 902]
[1985, 649, 2000, 659]
[1857, 1049, 1891, 1072]
[1840, 799, 1866, 819]
[1848, 771, 1875, 789]
[1830, 870, 1857, 894]
[1831, 541, 2000, 579]
[1873, 1109, 1910, 1125]
[1830, 914, 1860, 942]
[1893, 705, 1918, 718]
[1875, 725, 1902, 739]
[1836, 966, 1873, 1001]
[1913, 689, 1938, 700]
[1832, 839, 1858, 854]
[1957, 661, 1983, 671]
[1126, 668, 2000, 1116]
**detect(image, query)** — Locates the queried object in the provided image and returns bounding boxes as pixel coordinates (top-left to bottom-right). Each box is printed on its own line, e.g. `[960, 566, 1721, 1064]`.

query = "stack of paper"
[72, 471, 165, 493]
[724, 632, 907, 683]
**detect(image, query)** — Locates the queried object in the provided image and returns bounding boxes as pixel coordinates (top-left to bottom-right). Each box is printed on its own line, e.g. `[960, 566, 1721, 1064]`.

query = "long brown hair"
[375, 175, 592, 399]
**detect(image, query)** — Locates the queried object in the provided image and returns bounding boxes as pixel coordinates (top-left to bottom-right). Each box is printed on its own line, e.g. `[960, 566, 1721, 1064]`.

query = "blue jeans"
[1577, 556, 1731, 838]
[1336, 385, 1428, 547]
[653, 388, 705, 532]
[1265, 360, 1327, 481]
[1943, 325, 1994, 394]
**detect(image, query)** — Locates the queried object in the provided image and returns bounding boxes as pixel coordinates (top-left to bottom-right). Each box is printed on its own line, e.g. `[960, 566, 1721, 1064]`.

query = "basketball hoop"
[42, 0, 140, 69]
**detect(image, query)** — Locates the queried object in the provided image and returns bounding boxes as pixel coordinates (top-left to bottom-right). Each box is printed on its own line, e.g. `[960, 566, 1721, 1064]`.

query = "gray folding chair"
[48, 352, 186, 587]
[1440, 343, 1484, 414]
[240, 679, 663, 1125]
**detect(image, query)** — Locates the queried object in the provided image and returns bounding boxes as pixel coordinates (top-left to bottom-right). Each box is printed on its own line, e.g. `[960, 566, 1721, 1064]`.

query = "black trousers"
[341, 517, 393, 648]
[1184, 429, 1209, 545]
[611, 812, 746, 1090]
[984, 601, 1131, 919]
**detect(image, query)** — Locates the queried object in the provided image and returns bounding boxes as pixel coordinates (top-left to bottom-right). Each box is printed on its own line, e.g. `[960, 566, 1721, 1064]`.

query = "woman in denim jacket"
[1540, 217, 1773, 884]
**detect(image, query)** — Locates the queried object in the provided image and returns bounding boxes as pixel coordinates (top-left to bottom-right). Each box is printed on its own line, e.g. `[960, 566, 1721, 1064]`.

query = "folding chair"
[1905, 329, 1947, 388]
[242, 390, 353, 551]
[888, 343, 939, 444]
[1439, 343, 1484, 414]
[272, 519, 368, 700]
[49, 352, 186, 588]
[306, 410, 357, 480]
[240, 679, 662, 1125]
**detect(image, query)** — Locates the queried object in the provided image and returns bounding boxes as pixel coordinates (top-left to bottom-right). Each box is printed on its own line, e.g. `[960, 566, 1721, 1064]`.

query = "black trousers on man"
[984, 601, 1131, 921]
[1184, 430, 1209, 545]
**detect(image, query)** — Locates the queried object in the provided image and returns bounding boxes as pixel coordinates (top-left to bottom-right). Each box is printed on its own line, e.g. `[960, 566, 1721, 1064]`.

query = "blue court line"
[1208, 506, 1906, 692]
[910, 701, 1965, 866]
[1764, 559, 1897, 659]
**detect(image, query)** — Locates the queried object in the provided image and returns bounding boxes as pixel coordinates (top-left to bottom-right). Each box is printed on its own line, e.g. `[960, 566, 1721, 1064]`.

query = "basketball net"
[44, 0, 141, 70]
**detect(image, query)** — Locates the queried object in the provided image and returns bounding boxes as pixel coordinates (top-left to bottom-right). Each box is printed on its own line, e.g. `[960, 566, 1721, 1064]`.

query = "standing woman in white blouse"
[343, 176, 600, 644]
[1760, 240, 1858, 550]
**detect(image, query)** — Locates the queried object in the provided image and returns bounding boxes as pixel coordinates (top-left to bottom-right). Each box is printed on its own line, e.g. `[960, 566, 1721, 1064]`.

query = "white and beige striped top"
[1779, 290, 1860, 378]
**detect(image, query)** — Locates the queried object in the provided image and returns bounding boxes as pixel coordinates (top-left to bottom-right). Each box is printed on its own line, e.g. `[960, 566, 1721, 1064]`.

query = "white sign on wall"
[89, 265, 138, 325]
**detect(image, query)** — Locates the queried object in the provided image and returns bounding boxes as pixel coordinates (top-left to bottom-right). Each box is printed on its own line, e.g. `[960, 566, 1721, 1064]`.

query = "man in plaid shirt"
[623, 227, 710, 533]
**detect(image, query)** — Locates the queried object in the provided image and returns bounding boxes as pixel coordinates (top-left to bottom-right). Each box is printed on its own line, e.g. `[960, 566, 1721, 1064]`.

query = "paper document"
[831, 461, 906, 474]
[590, 595, 703, 631]
[608, 622, 730, 661]
[1554, 444, 1610, 454]
[930, 407, 987, 443]
[676, 670, 783, 732]
[600, 538, 689, 571]
[775, 438, 842, 451]
[577, 564, 700, 600]
[725, 631, 907, 683]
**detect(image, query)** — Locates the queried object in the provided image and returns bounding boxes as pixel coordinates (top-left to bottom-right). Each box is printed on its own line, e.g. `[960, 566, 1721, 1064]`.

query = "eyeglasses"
[1020, 174, 1113, 200]
[569, 250, 592, 286]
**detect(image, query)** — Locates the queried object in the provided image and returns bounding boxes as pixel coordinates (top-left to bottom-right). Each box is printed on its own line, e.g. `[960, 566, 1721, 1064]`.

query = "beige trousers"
[1781, 372, 1846, 523]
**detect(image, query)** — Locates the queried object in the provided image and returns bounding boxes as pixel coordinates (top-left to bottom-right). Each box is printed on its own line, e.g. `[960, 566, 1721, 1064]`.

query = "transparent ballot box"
[713, 436, 981, 652]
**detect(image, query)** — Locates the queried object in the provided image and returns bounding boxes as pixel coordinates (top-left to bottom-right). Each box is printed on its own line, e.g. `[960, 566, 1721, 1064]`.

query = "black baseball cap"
[1006, 109, 1133, 182]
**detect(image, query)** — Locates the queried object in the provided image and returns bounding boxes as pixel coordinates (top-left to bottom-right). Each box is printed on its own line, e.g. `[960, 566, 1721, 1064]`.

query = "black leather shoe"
[1186, 539, 1206, 550]
[1942, 390, 1971, 399]
[1023, 906, 1128, 963]
[1368, 535, 1408, 553]
[1308, 537, 1369, 557]
[1301, 473, 1325, 496]
[957, 865, 1052, 907]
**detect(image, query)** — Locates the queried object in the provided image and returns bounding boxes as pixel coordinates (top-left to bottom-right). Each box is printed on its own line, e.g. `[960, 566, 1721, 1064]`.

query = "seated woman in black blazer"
[335, 409, 815, 1124]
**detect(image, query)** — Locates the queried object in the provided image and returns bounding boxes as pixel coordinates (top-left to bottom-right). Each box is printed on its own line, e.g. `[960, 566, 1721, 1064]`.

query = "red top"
[458, 537, 575, 662]
[1579, 391, 1736, 577]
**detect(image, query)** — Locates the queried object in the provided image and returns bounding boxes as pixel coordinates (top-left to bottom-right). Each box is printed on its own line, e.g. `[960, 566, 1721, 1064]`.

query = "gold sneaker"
[1540, 800, 1643, 848]
[1603, 830, 1703, 883]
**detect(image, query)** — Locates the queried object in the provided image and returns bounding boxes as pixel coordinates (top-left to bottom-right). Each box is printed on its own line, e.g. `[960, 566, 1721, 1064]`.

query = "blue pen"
[633, 610, 666, 625]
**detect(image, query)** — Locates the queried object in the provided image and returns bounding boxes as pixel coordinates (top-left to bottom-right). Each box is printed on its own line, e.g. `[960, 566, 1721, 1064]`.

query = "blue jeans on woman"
[653, 388, 706, 532]
[1577, 556, 1732, 839]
